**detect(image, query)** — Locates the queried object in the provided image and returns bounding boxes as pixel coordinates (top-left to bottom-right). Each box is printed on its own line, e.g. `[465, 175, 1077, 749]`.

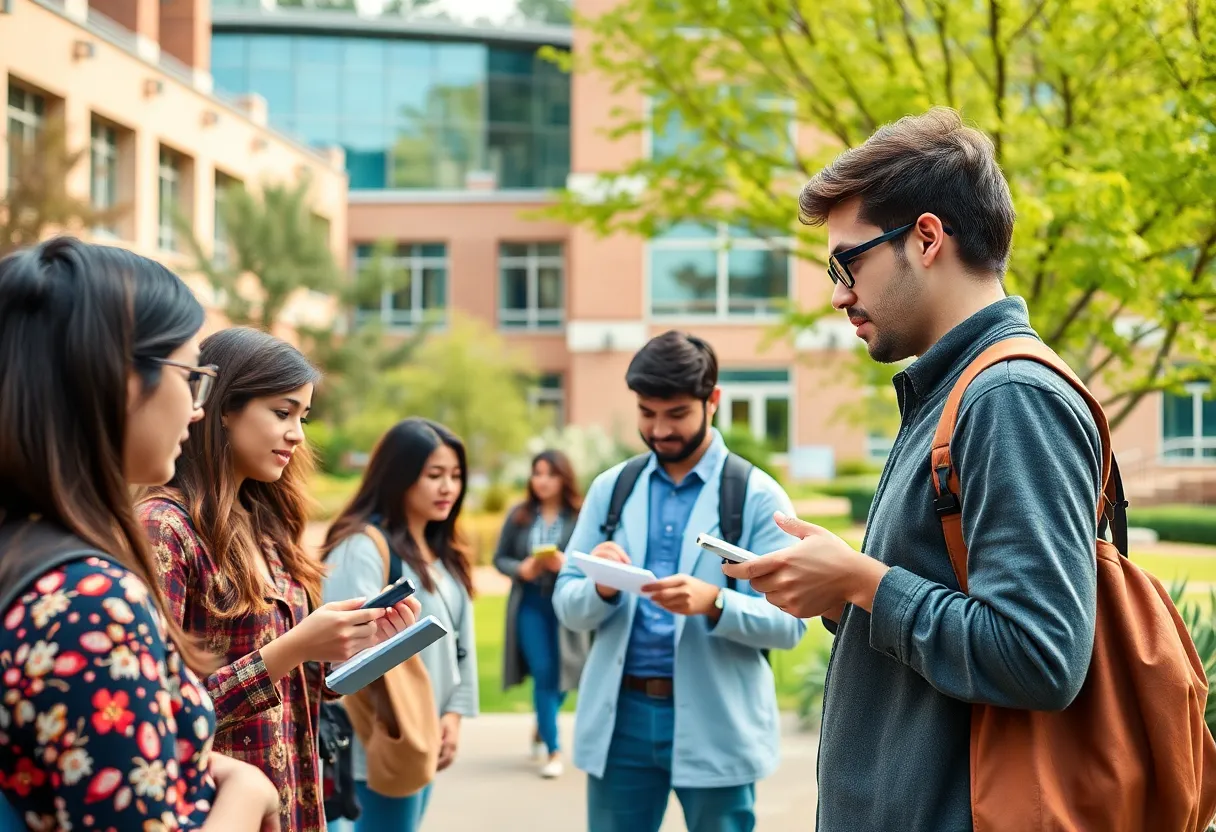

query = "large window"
[158, 147, 184, 252]
[211, 33, 570, 191]
[649, 222, 790, 318]
[90, 118, 119, 237]
[714, 369, 791, 453]
[354, 243, 448, 329]
[7, 81, 45, 186]
[1162, 382, 1216, 462]
[499, 242, 564, 330]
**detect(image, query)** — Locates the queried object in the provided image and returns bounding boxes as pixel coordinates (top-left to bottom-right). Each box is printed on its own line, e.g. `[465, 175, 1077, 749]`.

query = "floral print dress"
[139, 498, 329, 832]
[0, 556, 217, 830]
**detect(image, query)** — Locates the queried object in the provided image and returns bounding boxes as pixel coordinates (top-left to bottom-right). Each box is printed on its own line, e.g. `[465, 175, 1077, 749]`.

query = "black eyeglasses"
[828, 221, 955, 289]
[146, 358, 218, 409]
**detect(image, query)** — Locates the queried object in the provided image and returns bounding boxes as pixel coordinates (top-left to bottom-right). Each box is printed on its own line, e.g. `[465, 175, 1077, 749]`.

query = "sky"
[360, 0, 521, 23]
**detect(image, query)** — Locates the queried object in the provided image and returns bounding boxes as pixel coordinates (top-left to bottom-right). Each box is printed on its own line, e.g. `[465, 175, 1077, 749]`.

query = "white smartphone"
[696, 532, 759, 564]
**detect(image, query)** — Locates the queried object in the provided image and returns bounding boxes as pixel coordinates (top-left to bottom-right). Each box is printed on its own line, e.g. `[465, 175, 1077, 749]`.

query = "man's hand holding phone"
[589, 541, 631, 600]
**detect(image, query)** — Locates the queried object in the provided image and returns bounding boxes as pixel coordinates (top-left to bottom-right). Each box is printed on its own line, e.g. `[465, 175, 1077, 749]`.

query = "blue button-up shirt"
[622, 440, 723, 678]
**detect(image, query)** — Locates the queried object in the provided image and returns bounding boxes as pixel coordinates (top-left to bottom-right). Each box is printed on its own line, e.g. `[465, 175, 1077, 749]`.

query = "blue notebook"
[325, 614, 449, 696]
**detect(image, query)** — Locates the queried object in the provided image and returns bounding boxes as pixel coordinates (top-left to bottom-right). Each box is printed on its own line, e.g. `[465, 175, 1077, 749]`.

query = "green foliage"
[503, 423, 639, 493]
[181, 176, 339, 331]
[835, 458, 885, 478]
[796, 638, 834, 729]
[820, 478, 879, 524]
[517, 0, 571, 25]
[365, 315, 538, 478]
[1169, 579, 1216, 740]
[1130, 505, 1216, 546]
[548, 0, 1216, 429]
[720, 426, 784, 485]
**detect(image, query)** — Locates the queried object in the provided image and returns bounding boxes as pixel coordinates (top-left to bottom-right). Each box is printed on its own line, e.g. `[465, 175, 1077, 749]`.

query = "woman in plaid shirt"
[139, 328, 420, 832]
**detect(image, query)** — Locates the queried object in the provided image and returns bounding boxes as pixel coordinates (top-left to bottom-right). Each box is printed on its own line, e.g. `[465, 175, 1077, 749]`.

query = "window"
[214, 172, 240, 270]
[89, 118, 119, 237]
[528, 373, 565, 428]
[649, 88, 795, 164]
[157, 147, 184, 252]
[209, 34, 571, 191]
[715, 369, 791, 453]
[353, 243, 447, 329]
[649, 222, 790, 318]
[1162, 382, 1216, 462]
[6, 81, 45, 186]
[499, 242, 564, 330]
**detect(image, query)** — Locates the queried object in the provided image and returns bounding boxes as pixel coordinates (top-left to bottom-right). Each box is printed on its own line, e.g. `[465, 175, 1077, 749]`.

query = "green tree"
[517, 0, 572, 25]
[357, 315, 538, 478]
[1, 115, 124, 257]
[182, 176, 339, 332]
[545, 0, 1216, 429]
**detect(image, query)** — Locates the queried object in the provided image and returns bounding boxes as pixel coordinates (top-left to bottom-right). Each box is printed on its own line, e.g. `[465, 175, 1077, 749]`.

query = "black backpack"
[318, 700, 360, 822]
[600, 452, 771, 661]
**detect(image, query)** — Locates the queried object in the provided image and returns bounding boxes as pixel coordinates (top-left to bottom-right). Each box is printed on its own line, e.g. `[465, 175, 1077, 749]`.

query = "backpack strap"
[0, 547, 111, 616]
[930, 337, 1124, 592]
[600, 454, 650, 540]
[719, 453, 754, 592]
[363, 524, 401, 586]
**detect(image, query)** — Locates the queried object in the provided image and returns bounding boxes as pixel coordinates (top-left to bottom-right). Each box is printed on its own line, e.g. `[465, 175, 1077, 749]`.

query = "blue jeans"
[587, 689, 756, 832]
[351, 781, 431, 832]
[518, 585, 567, 754]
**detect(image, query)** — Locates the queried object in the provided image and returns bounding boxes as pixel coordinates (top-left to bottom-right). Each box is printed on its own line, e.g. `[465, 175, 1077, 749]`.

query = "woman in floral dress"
[139, 327, 419, 832]
[0, 237, 280, 831]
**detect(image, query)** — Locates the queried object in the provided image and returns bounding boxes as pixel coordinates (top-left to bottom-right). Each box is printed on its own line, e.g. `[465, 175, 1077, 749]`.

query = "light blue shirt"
[623, 441, 721, 677]
[553, 429, 808, 788]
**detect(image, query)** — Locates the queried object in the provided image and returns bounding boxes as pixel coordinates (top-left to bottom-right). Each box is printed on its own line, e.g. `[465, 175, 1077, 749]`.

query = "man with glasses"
[723, 107, 1104, 830]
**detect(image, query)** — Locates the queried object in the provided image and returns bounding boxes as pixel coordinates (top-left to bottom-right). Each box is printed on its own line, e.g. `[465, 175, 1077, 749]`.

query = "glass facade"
[353, 243, 448, 329]
[212, 33, 570, 191]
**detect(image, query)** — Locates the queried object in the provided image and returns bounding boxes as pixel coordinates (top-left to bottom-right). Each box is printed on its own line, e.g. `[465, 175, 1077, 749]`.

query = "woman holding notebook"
[321, 417, 479, 832]
[138, 328, 419, 832]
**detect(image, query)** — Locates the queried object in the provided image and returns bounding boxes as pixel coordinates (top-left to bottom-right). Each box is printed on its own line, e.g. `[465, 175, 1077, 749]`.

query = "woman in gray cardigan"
[494, 449, 591, 779]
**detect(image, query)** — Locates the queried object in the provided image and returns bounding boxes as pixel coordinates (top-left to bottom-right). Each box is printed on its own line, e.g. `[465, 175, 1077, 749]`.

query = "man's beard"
[643, 408, 709, 463]
[862, 257, 922, 364]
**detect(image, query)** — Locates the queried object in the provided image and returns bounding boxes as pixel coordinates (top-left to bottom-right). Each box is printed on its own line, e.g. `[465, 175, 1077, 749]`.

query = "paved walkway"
[422, 712, 820, 831]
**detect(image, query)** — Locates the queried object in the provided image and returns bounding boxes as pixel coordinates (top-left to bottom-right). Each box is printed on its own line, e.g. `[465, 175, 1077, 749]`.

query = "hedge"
[820, 478, 879, 525]
[1128, 505, 1216, 546]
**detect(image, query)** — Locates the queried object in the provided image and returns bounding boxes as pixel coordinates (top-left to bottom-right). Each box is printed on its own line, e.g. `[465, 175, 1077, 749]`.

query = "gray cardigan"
[493, 505, 591, 692]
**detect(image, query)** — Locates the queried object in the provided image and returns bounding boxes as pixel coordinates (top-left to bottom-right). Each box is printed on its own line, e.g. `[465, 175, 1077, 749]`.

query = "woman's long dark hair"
[0, 236, 208, 670]
[322, 418, 474, 596]
[511, 449, 583, 526]
[145, 327, 325, 616]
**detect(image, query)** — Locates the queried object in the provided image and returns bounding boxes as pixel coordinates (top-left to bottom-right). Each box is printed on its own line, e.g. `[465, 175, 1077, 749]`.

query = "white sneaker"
[540, 757, 564, 779]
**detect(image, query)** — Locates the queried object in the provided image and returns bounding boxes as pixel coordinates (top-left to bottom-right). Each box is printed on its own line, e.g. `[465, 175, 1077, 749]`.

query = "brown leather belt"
[621, 675, 673, 699]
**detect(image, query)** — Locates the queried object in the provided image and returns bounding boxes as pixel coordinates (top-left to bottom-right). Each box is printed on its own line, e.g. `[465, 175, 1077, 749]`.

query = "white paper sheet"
[570, 551, 658, 596]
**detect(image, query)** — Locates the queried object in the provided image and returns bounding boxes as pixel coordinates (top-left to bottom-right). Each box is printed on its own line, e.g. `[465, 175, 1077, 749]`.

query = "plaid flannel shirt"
[140, 498, 331, 832]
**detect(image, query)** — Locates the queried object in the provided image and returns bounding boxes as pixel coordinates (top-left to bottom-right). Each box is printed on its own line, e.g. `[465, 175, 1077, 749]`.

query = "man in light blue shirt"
[554, 331, 806, 832]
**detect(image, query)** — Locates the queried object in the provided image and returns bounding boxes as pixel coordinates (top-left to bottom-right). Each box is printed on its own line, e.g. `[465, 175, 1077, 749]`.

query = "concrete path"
[422, 712, 820, 831]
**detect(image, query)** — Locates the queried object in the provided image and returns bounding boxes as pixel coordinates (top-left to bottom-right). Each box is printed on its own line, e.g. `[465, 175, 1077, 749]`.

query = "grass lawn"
[473, 592, 832, 714]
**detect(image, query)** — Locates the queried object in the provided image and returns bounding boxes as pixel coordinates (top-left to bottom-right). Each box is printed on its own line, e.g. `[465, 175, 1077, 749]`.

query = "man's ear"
[914, 212, 950, 268]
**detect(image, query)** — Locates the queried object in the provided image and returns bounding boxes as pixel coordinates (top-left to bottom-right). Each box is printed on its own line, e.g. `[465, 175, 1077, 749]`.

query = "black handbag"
[318, 699, 361, 822]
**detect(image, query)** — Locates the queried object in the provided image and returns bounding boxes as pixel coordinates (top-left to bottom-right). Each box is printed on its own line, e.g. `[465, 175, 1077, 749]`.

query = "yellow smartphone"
[531, 543, 558, 558]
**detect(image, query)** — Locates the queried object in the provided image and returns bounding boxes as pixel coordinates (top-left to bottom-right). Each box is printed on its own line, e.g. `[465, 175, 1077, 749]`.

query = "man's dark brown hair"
[798, 107, 1016, 276]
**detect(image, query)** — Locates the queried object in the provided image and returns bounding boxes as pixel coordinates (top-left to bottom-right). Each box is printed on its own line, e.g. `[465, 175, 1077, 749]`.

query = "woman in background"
[321, 417, 479, 832]
[0, 238, 279, 830]
[494, 450, 591, 779]
[139, 328, 418, 832]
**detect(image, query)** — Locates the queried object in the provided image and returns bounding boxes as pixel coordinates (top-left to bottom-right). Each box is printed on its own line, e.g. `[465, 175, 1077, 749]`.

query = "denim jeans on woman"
[518, 583, 566, 754]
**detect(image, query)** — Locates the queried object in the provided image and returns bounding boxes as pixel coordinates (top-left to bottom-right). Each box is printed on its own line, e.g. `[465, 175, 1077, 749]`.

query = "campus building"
[0, 0, 348, 343]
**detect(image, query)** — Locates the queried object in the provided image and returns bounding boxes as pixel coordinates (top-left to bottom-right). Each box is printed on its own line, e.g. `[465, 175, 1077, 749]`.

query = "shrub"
[835, 458, 885, 478]
[1129, 505, 1216, 546]
[796, 639, 834, 729]
[820, 478, 879, 525]
[720, 427, 784, 485]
